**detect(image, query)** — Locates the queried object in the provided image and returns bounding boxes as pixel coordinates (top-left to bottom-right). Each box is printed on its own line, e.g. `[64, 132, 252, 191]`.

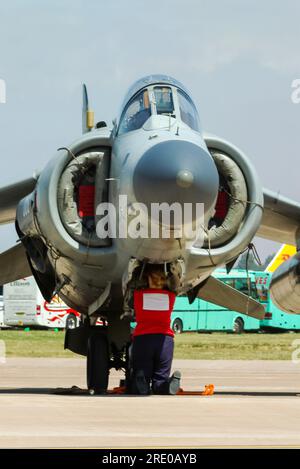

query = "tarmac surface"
[0, 358, 299, 448]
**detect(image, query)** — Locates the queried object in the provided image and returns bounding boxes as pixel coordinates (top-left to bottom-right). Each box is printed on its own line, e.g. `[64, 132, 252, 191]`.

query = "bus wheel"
[66, 314, 77, 329]
[173, 318, 183, 334]
[233, 318, 244, 334]
[87, 332, 109, 394]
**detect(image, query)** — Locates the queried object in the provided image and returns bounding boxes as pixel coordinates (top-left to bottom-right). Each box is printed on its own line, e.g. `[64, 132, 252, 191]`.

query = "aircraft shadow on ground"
[0, 388, 299, 397]
[0, 387, 140, 397]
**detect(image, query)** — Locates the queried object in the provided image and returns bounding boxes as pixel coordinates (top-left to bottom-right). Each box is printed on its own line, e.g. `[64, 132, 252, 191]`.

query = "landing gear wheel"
[233, 318, 244, 334]
[87, 332, 109, 394]
[66, 313, 77, 330]
[172, 318, 183, 334]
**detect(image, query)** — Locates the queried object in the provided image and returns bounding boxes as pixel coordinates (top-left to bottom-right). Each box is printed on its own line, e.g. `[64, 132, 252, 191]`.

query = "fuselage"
[111, 75, 219, 264]
[16, 75, 263, 317]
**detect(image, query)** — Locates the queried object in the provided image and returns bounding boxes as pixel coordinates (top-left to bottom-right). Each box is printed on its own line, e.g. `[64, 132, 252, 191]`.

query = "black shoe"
[168, 370, 181, 395]
[134, 370, 150, 395]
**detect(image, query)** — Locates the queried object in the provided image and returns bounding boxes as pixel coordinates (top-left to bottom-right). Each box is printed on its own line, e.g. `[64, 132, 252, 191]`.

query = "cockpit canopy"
[117, 75, 201, 136]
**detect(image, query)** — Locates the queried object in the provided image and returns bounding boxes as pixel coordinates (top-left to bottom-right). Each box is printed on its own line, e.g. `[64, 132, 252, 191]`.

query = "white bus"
[4, 277, 80, 329]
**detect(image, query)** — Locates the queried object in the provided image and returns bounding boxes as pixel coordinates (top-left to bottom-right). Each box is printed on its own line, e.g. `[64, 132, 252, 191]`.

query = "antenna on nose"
[82, 83, 94, 133]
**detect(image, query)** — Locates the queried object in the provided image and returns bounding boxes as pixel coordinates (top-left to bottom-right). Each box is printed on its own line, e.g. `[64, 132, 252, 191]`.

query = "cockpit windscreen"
[118, 79, 201, 135]
[118, 89, 151, 135]
[153, 86, 174, 116]
[177, 89, 200, 132]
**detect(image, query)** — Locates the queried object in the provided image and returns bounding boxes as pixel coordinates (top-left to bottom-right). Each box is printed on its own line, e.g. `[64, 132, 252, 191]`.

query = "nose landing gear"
[87, 331, 110, 394]
[87, 339, 132, 395]
[65, 314, 132, 395]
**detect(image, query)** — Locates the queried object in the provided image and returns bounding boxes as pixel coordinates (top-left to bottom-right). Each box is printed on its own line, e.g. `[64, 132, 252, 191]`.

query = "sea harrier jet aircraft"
[0, 74, 299, 392]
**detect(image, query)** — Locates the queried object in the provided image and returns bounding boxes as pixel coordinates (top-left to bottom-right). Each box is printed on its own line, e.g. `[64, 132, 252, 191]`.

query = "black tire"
[66, 314, 77, 330]
[87, 332, 109, 394]
[172, 318, 183, 334]
[233, 317, 244, 334]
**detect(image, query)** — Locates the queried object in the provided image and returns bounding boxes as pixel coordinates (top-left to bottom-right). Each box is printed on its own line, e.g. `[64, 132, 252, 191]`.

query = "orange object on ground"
[107, 384, 214, 396]
[176, 384, 214, 396]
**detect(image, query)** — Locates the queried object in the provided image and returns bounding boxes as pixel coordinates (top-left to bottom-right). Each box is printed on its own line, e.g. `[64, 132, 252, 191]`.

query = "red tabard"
[133, 289, 176, 338]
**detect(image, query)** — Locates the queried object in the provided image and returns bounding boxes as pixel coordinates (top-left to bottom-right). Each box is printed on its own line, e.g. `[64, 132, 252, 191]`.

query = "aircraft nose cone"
[133, 140, 219, 214]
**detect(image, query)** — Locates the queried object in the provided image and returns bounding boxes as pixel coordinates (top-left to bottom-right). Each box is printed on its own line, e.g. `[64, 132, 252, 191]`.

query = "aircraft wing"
[0, 175, 38, 225]
[196, 276, 265, 320]
[257, 188, 300, 245]
[0, 243, 32, 284]
[0, 175, 38, 284]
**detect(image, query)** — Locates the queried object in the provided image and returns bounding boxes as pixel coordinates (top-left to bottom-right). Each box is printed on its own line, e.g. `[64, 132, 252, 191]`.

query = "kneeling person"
[131, 267, 181, 395]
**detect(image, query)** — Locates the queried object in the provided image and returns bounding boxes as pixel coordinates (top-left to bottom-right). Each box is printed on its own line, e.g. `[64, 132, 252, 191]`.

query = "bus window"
[222, 277, 259, 300]
[255, 276, 269, 302]
[222, 278, 235, 288]
[235, 278, 259, 300]
[256, 284, 268, 302]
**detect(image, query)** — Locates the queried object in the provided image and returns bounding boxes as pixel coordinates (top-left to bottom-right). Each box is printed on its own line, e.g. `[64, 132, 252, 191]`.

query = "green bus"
[132, 267, 300, 334]
[255, 271, 300, 331]
[171, 269, 260, 334]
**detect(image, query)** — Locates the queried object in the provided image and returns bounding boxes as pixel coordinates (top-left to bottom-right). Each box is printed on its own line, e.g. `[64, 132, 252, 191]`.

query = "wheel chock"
[176, 384, 214, 396]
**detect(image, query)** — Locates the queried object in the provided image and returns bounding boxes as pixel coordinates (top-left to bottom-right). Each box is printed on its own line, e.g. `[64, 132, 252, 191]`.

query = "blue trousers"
[132, 334, 174, 394]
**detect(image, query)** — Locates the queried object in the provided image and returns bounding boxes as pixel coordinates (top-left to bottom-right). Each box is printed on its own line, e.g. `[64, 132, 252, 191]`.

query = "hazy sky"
[1, 0, 300, 259]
